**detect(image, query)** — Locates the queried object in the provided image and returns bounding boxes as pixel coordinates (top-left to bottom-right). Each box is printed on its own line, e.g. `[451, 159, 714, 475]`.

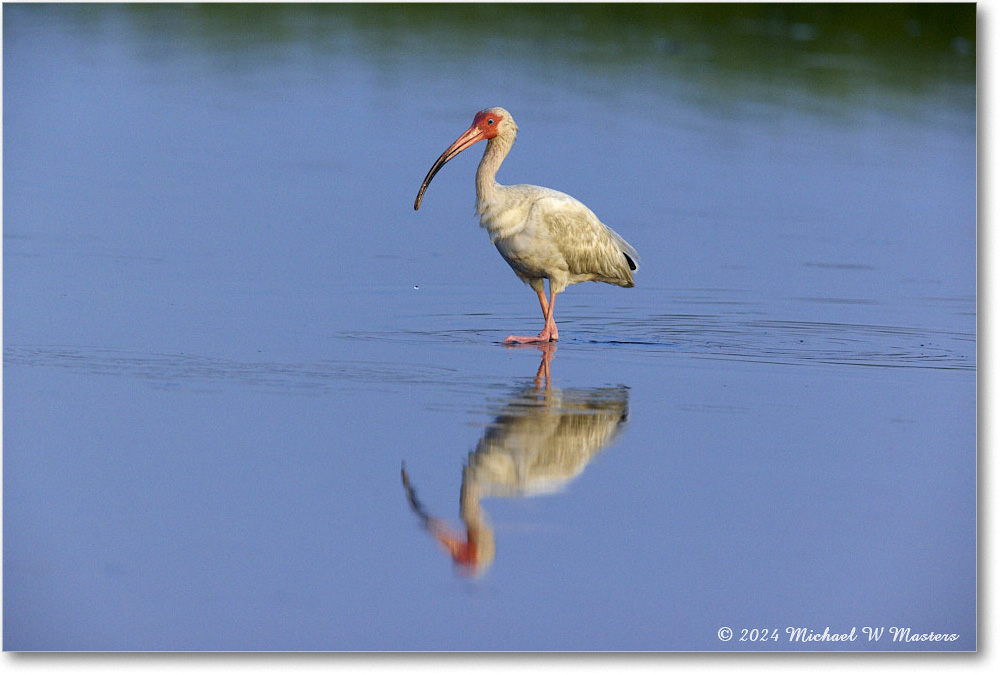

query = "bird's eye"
[488, 118, 495, 125]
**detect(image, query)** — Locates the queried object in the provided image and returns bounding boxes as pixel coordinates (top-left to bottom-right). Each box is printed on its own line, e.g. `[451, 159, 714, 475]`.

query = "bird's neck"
[475, 134, 514, 211]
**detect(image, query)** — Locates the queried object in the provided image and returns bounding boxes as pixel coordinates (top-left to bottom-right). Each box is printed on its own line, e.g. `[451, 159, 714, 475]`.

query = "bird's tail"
[607, 226, 640, 273]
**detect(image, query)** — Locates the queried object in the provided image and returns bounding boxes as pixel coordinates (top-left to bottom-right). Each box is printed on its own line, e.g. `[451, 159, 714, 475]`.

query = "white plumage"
[415, 107, 638, 343]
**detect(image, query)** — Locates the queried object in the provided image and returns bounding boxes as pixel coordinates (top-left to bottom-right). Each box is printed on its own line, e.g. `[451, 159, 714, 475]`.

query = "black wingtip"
[624, 252, 637, 271]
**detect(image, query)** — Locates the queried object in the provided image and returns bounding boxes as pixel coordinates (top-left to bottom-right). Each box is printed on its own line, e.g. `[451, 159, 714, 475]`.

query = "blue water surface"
[3, 4, 975, 651]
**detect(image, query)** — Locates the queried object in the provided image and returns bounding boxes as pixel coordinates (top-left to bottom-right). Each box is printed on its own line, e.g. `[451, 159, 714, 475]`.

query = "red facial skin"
[470, 110, 502, 139]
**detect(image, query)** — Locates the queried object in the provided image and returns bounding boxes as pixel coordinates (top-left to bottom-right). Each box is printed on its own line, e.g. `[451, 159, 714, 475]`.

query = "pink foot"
[503, 330, 557, 344]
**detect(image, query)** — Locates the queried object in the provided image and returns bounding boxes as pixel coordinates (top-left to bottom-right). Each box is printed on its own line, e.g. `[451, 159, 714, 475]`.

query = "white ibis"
[414, 107, 639, 344]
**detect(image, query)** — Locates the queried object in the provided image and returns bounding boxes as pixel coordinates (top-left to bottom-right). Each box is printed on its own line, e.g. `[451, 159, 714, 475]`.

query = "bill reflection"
[402, 345, 630, 576]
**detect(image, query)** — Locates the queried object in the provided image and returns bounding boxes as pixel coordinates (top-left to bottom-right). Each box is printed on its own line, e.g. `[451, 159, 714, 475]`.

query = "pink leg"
[504, 287, 559, 344]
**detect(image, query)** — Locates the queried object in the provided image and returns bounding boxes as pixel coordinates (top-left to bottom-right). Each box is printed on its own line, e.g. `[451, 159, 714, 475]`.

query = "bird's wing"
[527, 194, 639, 281]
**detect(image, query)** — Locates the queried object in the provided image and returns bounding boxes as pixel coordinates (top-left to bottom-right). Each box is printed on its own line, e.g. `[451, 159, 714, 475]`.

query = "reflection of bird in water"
[401, 345, 629, 575]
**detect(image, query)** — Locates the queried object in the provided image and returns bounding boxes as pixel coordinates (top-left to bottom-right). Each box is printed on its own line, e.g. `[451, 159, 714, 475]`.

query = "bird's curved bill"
[414, 125, 487, 210]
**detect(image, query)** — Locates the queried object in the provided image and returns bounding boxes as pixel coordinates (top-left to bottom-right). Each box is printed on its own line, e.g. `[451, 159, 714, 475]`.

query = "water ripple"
[339, 314, 974, 371]
[573, 315, 975, 370]
[3, 346, 469, 394]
